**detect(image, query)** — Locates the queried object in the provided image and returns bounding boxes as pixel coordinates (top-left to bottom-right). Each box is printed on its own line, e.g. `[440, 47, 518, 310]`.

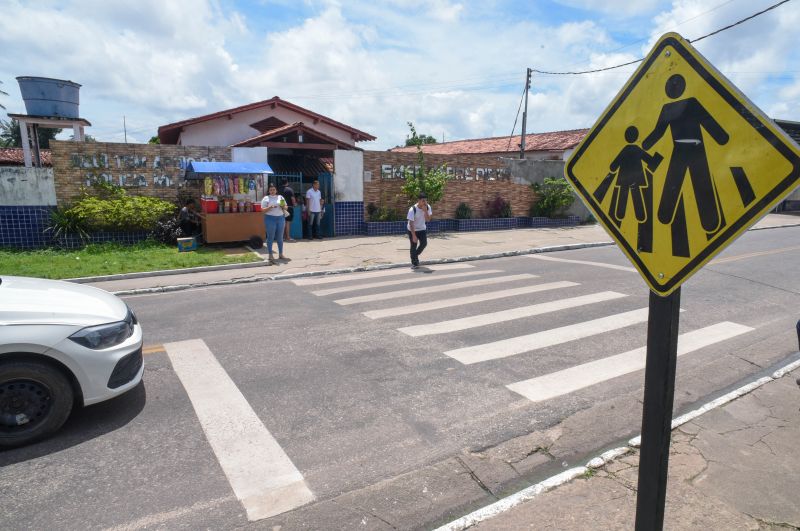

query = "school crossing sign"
[565, 32, 800, 296]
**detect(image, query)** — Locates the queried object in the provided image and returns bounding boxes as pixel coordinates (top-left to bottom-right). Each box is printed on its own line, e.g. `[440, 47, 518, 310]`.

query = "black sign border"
[566, 35, 800, 294]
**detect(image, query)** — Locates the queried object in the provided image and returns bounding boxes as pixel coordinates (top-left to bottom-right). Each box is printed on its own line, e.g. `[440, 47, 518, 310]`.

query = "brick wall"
[50, 141, 230, 205]
[363, 151, 536, 218]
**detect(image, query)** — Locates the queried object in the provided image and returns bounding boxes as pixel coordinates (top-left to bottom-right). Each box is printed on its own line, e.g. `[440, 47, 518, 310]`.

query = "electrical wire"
[530, 0, 792, 76]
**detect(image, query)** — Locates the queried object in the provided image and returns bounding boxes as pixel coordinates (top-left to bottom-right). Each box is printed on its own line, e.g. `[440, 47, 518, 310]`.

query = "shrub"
[150, 216, 183, 244]
[485, 196, 512, 218]
[68, 194, 177, 231]
[530, 177, 575, 217]
[45, 206, 90, 244]
[366, 202, 379, 221]
[377, 206, 404, 222]
[455, 202, 473, 219]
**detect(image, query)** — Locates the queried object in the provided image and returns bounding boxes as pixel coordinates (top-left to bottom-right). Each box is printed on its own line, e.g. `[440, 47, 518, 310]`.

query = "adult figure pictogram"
[642, 74, 729, 236]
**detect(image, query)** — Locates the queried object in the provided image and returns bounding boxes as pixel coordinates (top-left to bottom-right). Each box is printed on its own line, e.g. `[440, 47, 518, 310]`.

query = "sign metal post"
[635, 288, 681, 530]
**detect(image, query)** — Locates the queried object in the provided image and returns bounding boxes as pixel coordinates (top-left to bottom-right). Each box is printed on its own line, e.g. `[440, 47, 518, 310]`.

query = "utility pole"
[123, 115, 127, 143]
[520, 68, 532, 159]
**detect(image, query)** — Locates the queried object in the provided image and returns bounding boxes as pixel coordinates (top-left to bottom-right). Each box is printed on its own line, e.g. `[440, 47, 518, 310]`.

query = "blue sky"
[1, 0, 798, 149]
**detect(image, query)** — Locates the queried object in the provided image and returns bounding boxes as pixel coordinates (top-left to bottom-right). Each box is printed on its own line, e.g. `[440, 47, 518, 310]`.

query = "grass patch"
[0, 240, 262, 279]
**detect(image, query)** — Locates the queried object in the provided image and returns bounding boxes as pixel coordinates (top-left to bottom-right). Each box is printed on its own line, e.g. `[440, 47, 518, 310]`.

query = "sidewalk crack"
[456, 456, 498, 500]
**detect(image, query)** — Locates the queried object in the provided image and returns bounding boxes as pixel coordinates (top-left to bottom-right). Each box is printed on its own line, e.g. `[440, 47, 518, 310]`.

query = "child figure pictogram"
[609, 126, 663, 224]
[594, 126, 662, 253]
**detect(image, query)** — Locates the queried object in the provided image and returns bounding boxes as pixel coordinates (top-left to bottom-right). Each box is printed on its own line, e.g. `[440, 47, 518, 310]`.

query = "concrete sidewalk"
[85, 213, 800, 295]
[443, 358, 800, 530]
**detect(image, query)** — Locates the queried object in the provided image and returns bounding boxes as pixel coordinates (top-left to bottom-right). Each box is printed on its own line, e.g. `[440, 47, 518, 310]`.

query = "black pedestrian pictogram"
[594, 126, 662, 253]
[595, 74, 759, 258]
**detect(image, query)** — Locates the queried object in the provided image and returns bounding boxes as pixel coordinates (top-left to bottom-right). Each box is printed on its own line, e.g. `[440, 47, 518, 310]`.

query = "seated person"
[178, 199, 202, 236]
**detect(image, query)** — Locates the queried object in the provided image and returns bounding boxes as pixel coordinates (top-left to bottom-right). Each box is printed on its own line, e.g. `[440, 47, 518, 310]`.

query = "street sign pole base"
[635, 288, 681, 530]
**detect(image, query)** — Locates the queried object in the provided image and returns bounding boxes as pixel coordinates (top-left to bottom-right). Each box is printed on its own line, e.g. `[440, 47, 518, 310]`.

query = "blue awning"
[185, 161, 274, 179]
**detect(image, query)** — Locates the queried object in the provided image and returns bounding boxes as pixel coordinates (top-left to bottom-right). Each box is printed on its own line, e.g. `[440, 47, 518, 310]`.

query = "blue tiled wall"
[334, 201, 365, 236]
[364, 215, 582, 236]
[0, 205, 152, 249]
[0, 206, 54, 248]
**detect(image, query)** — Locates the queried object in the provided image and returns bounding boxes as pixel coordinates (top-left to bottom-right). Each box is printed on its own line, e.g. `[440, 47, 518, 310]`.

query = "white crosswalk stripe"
[289, 263, 756, 411]
[363, 281, 578, 319]
[164, 339, 314, 521]
[526, 254, 638, 272]
[334, 273, 538, 306]
[291, 263, 474, 286]
[397, 291, 627, 337]
[506, 321, 754, 402]
[311, 269, 504, 296]
[444, 307, 655, 365]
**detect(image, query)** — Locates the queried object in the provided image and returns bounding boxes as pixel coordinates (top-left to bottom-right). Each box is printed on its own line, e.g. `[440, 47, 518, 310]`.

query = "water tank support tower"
[11, 76, 91, 168]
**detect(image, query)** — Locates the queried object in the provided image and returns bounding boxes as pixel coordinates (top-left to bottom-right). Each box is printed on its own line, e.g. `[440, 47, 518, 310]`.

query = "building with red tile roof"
[0, 147, 52, 166]
[390, 129, 588, 159]
[157, 96, 375, 148]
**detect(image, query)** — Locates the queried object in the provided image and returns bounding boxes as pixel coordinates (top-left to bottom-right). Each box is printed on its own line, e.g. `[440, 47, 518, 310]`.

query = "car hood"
[0, 276, 129, 327]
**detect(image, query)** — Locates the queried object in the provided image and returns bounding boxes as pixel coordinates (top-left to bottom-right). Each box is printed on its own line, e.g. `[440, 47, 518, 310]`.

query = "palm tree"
[0, 118, 62, 148]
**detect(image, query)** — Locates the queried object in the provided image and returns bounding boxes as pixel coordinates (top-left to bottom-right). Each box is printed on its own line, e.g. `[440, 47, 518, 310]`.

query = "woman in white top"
[260, 184, 288, 262]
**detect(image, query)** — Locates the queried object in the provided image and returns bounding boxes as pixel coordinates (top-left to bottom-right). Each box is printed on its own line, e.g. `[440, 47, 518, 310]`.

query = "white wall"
[232, 147, 268, 162]
[333, 150, 363, 202]
[0, 167, 57, 206]
[179, 106, 359, 148]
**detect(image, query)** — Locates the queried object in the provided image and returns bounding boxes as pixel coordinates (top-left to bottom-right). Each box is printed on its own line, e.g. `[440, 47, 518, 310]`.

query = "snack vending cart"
[185, 161, 274, 248]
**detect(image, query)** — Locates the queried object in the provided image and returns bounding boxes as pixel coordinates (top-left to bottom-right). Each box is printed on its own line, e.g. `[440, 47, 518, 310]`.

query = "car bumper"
[47, 324, 144, 406]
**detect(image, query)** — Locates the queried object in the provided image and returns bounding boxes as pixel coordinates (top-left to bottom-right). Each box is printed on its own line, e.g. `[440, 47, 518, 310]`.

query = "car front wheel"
[0, 360, 74, 449]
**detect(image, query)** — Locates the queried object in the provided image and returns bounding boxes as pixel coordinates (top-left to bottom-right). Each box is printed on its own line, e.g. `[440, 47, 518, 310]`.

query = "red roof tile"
[0, 147, 52, 166]
[390, 129, 588, 155]
[231, 122, 359, 150]
[158, 96, 376, 144]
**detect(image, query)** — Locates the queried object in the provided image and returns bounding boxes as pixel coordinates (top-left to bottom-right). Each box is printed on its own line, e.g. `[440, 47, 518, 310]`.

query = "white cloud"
[1, 0, 797, 146]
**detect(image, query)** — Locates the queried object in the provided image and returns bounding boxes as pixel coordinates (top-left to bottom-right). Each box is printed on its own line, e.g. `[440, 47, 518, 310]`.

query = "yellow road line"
[709, 245, 800, 265]
[142, 344, 165, 355]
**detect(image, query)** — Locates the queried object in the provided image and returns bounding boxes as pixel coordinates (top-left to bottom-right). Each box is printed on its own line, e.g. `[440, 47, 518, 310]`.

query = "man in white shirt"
[305, 180, 325, 240]
[407, 192, 432, 269]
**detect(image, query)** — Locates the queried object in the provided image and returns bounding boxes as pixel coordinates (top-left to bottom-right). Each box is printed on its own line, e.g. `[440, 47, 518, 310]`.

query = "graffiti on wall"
[380, 164, 510, 181]
[70, 153, 217, 188]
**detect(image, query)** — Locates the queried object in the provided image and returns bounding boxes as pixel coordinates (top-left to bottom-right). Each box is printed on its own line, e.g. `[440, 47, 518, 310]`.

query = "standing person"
[305, 179, 325, 240]
[260, 183, 288, 263]
[407, 192, 432, 269]
[281, 178, 296, 242]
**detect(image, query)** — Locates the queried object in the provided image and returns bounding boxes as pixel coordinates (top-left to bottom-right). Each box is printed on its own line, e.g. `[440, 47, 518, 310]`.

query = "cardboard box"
[177, 237, 198, 252]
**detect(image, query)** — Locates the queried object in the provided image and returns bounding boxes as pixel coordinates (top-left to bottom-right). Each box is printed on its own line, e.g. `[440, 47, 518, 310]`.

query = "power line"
[530, 0, 792, 76]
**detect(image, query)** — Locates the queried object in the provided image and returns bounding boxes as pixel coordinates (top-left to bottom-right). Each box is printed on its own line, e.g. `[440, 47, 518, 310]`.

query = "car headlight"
[69, 310, 136, 350]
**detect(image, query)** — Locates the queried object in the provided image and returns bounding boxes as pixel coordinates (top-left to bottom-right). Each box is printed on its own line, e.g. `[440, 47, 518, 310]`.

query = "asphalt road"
[2, 226, 798, 530]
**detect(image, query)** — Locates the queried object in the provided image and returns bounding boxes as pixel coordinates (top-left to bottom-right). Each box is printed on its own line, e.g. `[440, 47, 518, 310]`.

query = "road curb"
[66, 257, 269, 284]
[72, 220, 800, 288]
[113, 241, 616, 296]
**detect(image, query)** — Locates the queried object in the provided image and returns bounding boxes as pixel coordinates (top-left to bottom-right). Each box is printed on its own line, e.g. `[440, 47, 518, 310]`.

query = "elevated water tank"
[16, 76, 81, 118]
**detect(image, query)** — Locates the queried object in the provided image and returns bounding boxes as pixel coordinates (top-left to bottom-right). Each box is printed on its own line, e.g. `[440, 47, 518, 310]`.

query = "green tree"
[0, 118, 62, 148]
[148, 135, 160, 144]
[404, 130, 437, 147]
[401, 122, 451, 205]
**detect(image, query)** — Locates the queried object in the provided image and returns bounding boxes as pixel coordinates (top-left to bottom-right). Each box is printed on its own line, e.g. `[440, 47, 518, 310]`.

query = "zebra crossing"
[291, 262, 755, 402]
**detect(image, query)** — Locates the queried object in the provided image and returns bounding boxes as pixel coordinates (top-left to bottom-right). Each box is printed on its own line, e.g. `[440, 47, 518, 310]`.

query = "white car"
[0, 276, 143, 448]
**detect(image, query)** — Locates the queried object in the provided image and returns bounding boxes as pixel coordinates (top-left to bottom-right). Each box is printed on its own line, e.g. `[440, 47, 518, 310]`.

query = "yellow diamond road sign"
[565, 32, 800, 296]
